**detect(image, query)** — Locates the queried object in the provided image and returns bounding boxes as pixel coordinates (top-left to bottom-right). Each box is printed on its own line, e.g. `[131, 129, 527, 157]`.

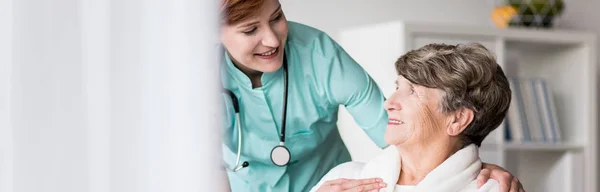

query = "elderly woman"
[311, 43, 512, 192]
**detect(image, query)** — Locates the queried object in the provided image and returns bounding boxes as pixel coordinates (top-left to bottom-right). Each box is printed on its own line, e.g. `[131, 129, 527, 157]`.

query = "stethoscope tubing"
[224, 54, 290, 171]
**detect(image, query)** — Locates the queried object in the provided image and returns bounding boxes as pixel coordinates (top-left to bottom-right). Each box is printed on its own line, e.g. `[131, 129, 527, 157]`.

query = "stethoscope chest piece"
[270, 144, 291, 167]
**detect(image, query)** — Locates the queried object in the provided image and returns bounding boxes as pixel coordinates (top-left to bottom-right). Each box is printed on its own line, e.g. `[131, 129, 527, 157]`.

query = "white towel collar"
[359, 144, 482, 192]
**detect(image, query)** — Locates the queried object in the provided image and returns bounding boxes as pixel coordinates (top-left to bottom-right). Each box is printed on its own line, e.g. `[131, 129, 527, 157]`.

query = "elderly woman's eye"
[410, 88, 416, 95]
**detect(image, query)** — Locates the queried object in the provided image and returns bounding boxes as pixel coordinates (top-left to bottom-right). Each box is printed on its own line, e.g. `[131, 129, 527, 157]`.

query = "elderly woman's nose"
[384, 97, 401, 111]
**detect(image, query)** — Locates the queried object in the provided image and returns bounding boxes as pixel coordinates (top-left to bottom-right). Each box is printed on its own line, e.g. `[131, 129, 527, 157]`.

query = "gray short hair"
[395, 43, 511, 147]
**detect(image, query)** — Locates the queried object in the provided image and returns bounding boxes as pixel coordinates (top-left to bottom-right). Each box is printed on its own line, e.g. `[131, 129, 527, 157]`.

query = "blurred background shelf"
[504, 142, 584, 151]
[477, 142, 583, 152]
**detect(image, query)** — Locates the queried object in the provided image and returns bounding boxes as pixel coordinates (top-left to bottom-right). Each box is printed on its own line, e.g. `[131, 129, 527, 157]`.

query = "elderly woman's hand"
[477, 163, 525, 192]
[315, 178, 387, 192]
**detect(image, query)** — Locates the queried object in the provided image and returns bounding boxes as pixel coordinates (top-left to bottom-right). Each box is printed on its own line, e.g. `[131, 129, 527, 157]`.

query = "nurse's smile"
[255, 47, 279, 60]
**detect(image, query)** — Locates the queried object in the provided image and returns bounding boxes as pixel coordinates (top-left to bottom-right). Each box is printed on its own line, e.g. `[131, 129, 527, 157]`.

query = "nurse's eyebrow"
[239, 21, 259, 28]
[271, 4, 282, 16]
[238, 4, 282, 28]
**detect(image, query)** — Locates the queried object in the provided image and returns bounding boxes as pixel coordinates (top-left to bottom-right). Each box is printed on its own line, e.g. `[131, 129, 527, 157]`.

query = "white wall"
[282, 0, 600, 39]
[281, 0, 496, 39]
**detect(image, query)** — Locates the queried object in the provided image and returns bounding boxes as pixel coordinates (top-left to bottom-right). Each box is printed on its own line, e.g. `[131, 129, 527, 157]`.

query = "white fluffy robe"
[310, 144, 499, 192]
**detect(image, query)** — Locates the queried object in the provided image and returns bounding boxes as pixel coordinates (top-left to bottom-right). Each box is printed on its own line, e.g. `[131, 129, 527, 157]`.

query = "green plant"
[508, 0, 564, 16]
[507, 0, 564, 28]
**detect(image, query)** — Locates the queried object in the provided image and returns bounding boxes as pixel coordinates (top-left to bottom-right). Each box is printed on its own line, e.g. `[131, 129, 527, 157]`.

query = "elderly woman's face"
[383, 76, 451, 146]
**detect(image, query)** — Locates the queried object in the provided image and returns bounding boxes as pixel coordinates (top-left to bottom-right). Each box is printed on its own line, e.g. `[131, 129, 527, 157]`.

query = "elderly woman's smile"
[388, 119, 404, 125]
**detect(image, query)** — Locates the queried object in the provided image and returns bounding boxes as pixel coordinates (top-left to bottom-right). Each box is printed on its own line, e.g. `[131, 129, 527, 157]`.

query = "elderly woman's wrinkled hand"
[477, 163, 525, 192]
[315, 178, 387, 192]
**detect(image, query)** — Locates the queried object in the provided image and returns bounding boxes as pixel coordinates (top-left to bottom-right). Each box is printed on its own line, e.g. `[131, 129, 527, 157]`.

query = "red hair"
[220, 0, 264, 25]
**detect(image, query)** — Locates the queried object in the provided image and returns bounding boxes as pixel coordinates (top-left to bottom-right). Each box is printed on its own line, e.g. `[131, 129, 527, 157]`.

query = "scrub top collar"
[223, 49, 286, 90]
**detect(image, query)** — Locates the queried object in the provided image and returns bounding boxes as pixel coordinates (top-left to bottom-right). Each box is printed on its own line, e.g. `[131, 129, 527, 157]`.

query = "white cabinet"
[336, 21, 597, 192]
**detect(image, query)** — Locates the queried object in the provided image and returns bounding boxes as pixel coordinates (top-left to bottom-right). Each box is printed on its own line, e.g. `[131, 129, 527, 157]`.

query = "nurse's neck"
[232, 60, 264, 88]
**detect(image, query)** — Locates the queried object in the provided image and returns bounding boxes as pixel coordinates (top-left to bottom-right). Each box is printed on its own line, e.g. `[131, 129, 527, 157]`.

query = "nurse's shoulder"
[285, 21, 382, 109]
[285, 21, 341, 59]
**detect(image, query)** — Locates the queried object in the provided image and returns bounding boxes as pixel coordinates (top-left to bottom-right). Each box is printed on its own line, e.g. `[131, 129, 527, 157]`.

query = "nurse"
[218, 0, 524, 191]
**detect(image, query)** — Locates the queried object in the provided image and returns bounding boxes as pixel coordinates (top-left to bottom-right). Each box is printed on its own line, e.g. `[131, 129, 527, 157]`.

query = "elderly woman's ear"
[446, 107, 474, 136]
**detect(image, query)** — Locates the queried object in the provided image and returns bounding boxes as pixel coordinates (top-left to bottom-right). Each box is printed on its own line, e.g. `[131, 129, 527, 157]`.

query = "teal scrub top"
[221, 21, 388, 192]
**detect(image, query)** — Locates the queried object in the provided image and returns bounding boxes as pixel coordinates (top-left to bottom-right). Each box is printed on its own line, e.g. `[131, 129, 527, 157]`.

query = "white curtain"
[1, 0, 229, 191]
[0, 0, 14, 191]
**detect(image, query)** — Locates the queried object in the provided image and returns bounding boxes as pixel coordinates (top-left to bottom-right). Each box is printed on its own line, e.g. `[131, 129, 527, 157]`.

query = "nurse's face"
[383, 76, 450, 147]
[220, 0, 288, 74]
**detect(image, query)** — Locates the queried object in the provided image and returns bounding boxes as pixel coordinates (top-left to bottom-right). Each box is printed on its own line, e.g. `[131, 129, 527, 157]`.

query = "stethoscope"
[223, 56, 291, 172]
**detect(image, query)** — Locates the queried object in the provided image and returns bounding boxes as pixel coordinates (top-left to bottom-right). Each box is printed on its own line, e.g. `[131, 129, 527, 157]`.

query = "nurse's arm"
[319, 35, 388, 148]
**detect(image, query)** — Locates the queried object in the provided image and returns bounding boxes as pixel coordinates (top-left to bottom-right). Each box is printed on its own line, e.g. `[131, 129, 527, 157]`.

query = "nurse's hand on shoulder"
[316, 178, 387, 192]
[477, 163, 525, 192]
